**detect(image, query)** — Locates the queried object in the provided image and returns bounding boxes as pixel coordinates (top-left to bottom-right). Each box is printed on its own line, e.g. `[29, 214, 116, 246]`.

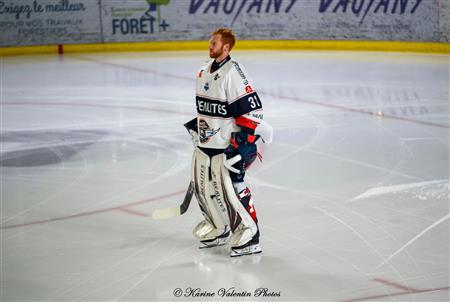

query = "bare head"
[209, 28, 236, 61]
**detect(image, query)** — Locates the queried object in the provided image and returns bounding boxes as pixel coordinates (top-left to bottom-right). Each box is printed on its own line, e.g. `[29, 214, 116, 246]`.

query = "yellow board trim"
[0, 45, 59, 56]
[1, 40, 449, 56]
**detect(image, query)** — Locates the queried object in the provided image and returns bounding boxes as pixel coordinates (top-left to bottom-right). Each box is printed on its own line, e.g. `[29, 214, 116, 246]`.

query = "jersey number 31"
[248, 95, 261, 109]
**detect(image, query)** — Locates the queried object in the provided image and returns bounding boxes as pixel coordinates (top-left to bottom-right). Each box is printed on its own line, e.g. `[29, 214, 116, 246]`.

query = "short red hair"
[211, 28, 236, 50]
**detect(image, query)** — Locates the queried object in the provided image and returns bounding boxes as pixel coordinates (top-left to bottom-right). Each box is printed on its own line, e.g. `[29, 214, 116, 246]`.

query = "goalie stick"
[152, 181, 194, 219]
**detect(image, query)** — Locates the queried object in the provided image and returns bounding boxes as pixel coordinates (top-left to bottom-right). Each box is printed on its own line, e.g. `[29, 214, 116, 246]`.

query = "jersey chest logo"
[199, 119, 220, 143]
[204, 82, 209, 91]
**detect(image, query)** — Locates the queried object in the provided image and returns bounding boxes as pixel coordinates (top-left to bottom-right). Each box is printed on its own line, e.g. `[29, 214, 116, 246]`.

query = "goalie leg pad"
[192, 148, 230, 241]
[220, 164, 259, 248]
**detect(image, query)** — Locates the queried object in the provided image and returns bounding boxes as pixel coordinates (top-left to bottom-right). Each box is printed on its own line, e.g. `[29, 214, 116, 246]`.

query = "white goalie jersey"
[195, 57, 265, 149]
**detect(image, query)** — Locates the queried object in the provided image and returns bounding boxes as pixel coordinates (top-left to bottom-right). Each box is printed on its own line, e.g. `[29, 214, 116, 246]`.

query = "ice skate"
[229, 224, 261, 257]
[230, 236, 262, 257]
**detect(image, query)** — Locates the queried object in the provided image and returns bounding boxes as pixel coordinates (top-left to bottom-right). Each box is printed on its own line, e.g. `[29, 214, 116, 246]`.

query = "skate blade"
[199, 242, 227, 249]
[199, 238, 228, 249]
[230, 250, 262, 257]
[230, 244, 262, 257]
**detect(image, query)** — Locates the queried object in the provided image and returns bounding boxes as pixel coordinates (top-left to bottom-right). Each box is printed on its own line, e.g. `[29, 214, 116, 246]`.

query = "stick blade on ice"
[151, 181, 194, 219]
[152, 207, 181, 219]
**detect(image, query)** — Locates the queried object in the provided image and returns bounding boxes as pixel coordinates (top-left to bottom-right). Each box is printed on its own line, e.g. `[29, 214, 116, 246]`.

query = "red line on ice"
[71, 55, 193, 82]
[372, 278, 420, 292]
[342, 286, 450, 302]
[118, 207, 150, 217]
[0, 190, 184, 230]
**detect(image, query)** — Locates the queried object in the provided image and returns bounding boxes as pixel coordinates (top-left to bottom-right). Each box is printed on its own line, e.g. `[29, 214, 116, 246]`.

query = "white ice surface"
[1, 51, 449, 301]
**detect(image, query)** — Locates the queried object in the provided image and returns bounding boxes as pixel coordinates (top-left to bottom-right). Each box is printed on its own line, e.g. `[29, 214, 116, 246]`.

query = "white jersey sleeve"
[225, 61, 263, 120]
[226, 61, 273, 144]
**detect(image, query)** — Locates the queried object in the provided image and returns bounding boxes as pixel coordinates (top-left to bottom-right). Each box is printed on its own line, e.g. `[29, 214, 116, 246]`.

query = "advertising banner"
[101, 0, 440, 43]
[0, 0, 101, 46]
[0, 0, 447, 47]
